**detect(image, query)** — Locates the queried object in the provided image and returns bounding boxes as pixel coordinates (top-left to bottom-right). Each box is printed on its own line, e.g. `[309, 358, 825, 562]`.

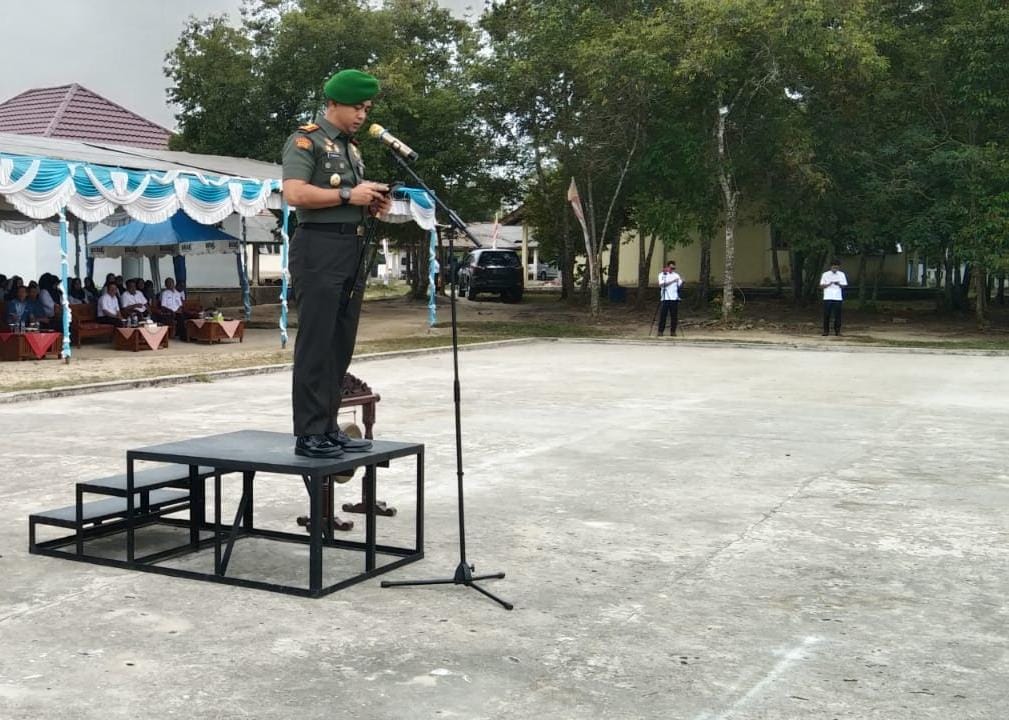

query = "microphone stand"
[379, 149, 512, 610]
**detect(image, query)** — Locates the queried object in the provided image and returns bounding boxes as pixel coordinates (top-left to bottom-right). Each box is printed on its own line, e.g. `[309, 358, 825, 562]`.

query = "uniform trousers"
[290, 226, 365, 436]
[658, 299, 680, 336]
[822, 300, 843, 335]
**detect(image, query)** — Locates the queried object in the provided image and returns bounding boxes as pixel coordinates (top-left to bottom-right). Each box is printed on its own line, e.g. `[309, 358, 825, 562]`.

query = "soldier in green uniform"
[282, 69, 391, 458]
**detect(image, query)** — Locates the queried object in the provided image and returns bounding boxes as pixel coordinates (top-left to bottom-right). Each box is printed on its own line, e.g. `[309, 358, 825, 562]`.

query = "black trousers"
[823, 300, 843, 335]
[290, 226, 365, 436]
[658, 299, 679, 336]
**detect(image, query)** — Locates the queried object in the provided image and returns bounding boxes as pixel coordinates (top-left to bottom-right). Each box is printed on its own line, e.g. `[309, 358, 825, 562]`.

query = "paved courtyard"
[0, 340, 1006, 719]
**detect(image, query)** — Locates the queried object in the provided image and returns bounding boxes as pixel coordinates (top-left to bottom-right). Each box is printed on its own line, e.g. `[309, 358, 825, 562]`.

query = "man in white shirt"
[159, 278, 185, 313]
[120, 279, 149, 319]
[819, 259, 848, 336]
[96, 282, 123, 324]
[657, 260, 684, 337]
[155, 277, 187, 339]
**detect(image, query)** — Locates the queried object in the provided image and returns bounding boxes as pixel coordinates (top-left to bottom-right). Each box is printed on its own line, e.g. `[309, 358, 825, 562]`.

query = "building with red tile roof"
[0, 84, 171, 149]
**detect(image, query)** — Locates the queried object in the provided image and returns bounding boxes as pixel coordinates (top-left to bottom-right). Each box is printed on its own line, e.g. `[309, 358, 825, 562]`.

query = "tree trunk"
[805, 252, 826, 303]
[715, 100, 740, 322]
[871, 254, 883, 303]
[790, 249, 804, 305]
[410, 236, 428, 300]
[770, 227, 783, 297]
[561, 197, 573, 302]
[607, 231, 620, 289]
[636, 231, 656, 310]
[974, 264, 987, 326]
[943, 250, 954, 310]
[584, 175, 601, 319]
[721, 200, 738, 320]
[696, 228, 712, 310]
[598, 124, 638, 296]
[997, 274, 1005, 305]
[857, 250, 869, 309]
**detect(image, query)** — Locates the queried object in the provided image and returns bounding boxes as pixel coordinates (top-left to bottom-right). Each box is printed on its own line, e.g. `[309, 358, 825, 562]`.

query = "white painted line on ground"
[695, 636, 822, 720]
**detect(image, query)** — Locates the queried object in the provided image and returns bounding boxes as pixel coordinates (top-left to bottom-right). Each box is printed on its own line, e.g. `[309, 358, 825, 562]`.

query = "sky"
[0, 0, 479, 130]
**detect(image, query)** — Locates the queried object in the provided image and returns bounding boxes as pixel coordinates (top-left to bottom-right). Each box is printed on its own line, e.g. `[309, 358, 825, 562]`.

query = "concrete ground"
[0, 340, 1006, 719]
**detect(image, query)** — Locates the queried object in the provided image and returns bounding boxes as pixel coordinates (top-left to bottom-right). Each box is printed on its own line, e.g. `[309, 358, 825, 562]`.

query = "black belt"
[298, 222, 364, 236]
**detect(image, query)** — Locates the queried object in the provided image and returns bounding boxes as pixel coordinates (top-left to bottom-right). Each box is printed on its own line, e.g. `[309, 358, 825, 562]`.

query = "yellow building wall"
[614, 225, 908, 288]
[614, 221, 776, 287]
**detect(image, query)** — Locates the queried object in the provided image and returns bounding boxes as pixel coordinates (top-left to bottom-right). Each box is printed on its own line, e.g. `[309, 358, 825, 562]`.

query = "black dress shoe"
[326, 430, 373, 452]
[295, 434, 344, 458]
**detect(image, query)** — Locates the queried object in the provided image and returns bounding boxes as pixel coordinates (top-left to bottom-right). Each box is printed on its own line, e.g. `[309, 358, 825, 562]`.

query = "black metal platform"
[29, 430, 425, 598]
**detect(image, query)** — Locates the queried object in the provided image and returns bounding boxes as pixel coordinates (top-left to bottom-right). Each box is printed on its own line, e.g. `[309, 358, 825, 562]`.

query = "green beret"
[323, 69, 380, 104]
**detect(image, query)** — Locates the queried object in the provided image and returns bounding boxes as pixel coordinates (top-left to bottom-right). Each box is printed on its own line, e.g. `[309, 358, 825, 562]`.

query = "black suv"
[457, 249, 524, 302]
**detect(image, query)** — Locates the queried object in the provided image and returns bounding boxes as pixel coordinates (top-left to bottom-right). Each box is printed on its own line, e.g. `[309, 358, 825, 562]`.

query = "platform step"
[30, 489, 190, 528]
[78, 465, 216, 494]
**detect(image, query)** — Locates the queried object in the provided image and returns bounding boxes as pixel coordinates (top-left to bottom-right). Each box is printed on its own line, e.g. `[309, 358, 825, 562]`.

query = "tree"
[672, 0, 885, 320]
[479, 0, 659, 317]
[165, 0, 503, 212]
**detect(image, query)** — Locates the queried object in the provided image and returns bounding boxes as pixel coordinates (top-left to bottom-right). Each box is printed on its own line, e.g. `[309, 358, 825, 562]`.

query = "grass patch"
[842, 336, 1009, 351]
[0, 350, 294, 394]
[364, 284, 412, 301]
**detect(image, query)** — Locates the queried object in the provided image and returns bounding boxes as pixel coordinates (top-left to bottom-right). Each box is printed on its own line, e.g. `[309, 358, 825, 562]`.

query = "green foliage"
[165, 0, 1009, 319]
[165, 0, 503, 218]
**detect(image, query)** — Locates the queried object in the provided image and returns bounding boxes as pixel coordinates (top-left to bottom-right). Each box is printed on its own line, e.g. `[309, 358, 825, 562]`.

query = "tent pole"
[58, 208, 72, 363]
[72, 217, 81, 279]
[238, 216, 252, 321]
[84, 223, 93, 282]
[280, 203, 291, 349]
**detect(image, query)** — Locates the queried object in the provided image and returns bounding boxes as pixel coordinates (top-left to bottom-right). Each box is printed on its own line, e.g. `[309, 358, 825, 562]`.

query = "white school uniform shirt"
[39, 288, 56, 317]
[97, 291, 121, 318]
[658, 270, 683, 301]
[160, 288, 185, 312]
[121, 290, 148, 312]
[820, 270, 847, 301]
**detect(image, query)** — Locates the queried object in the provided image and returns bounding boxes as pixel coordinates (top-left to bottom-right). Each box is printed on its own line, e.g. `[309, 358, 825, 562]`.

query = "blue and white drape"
[0, 154, 279, 224]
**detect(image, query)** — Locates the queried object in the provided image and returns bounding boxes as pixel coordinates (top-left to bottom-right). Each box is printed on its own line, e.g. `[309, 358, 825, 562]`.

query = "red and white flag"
[490, 211, 501, 248]
[567, 176, 593, 260]
[567, 177, 589, 237]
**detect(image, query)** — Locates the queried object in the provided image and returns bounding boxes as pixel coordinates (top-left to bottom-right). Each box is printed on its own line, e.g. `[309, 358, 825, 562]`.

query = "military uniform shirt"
[282, 115, 366, 225]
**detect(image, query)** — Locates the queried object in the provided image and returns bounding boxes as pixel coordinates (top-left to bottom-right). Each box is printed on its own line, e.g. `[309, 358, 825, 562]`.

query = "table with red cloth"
[186, 318, 245, 344]
[0, 331, 63, 361]
[113, 325, 170, 352]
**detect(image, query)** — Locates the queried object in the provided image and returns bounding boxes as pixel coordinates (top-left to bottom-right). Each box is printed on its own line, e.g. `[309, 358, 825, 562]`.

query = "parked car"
[457, 249, 524, 302]
[531, 262, 559, 281]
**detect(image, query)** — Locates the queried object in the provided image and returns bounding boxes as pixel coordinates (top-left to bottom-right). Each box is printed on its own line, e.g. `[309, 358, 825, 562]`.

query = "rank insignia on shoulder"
[295, 137, 313, 150]
[299, 123, 320, 132]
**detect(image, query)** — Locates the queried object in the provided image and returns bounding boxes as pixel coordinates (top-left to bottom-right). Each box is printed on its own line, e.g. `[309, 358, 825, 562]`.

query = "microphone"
[369, 124, 419, 162]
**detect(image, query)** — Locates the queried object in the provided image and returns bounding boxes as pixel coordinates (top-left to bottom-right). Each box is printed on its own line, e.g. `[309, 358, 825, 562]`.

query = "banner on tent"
[89, 239, 243, 259]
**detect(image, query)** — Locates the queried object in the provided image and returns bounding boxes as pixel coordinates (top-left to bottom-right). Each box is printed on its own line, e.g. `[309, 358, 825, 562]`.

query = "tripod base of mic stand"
[381, 561, 513, 610]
